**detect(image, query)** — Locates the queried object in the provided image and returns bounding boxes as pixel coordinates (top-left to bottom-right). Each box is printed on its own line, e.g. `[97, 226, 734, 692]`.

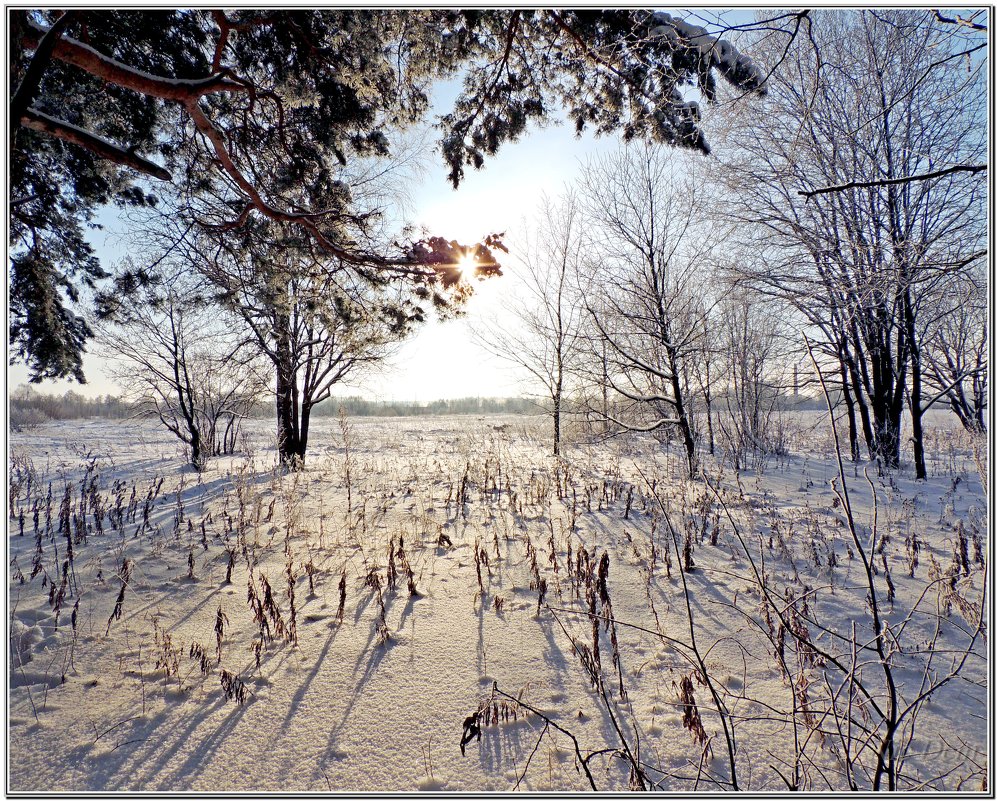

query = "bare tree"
[712, 285, 790, 469]
[920, 266, 987, 435]
[95, 265, 263, 470]
[578, 143, 718, 478]
[123, 120, 505, 469]
[713, 9, 986, 477]
[196, 234, 413, 467]
[474, 193, 586, 457]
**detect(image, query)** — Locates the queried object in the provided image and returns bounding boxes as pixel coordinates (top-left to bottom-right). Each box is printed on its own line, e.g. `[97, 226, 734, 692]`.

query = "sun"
[457, 252, 478, 279]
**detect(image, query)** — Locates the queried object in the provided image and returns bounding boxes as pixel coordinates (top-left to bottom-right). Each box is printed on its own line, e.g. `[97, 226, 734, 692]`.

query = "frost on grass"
[7, 413, 988, 792]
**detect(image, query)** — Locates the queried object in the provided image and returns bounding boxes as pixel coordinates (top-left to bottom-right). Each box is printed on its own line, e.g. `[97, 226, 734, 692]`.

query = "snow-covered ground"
[7, 412, 988, 791]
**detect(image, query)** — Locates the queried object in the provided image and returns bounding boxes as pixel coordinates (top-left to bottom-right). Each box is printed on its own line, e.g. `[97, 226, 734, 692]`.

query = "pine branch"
[11, 11, 77, 141]
[22, 20, 250, 101]
[19, 108, 172, 181]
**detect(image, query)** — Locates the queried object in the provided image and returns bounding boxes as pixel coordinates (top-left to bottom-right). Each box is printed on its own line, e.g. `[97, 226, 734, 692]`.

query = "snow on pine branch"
[649, 12, 768, 95]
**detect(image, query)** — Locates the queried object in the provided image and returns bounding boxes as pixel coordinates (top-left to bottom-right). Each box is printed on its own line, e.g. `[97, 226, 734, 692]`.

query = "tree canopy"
[10, 8, 765, 383]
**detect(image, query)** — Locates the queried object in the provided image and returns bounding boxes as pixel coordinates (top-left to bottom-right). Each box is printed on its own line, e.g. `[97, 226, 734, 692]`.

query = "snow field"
[7, 413, 988, 791]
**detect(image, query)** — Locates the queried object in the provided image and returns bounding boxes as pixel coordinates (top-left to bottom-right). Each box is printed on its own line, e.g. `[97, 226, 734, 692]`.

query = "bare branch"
[932, 9, 988, 32]
[799, 164, 987, 198]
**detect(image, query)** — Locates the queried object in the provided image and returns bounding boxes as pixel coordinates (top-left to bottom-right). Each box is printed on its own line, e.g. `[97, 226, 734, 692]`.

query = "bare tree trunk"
[188, 428, 203, 471]
[839, 351, 860, 462]
[552, 393, 561, 458]
[274, 305, 305, 467]
[668, 344, 697, 478]
[703, 359, 715, 456]
[298, 400, 312, 463]
[601, 339, 609, 435]
[903, 289, 927, 479]
[843, 343, 875, 460]
[909, 380, 928, 479]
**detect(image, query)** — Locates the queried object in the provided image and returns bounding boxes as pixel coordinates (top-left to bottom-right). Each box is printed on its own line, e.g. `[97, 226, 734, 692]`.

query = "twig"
[490, 682, 598, 791]
[514, 721, 548, 790]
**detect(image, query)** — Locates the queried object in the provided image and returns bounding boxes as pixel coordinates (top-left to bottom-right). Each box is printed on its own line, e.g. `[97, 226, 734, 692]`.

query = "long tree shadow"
[322, 642, 392, 763]
[322, 587, 412, 759]
[475, 715, 540, 785]
[533, 607, 635, 784]
[276, 624, 342, 736]
[82, 688, 243, 790]
[477, 591, 489, 678]
[155, 696, 251, 789]
[173, 469, 275, 507]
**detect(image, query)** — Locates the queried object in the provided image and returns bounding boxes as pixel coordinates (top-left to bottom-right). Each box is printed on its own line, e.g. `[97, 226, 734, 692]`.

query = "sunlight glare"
[457, 251, 478, 279]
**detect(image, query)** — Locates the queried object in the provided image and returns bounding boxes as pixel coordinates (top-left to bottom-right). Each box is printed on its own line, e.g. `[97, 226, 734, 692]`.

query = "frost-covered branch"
[20, 108, 172, 181]
[799, 164, 987, 198]
[932, 9, 988, 31]
[22, 20, 251, 101]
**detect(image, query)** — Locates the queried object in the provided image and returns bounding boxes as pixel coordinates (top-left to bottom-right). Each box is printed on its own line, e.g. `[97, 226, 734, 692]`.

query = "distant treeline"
[313, 396, 537, 417]
[9, 386, 830, 430]
[9, 387, 539, 428]
[9, 386, 133, 428]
